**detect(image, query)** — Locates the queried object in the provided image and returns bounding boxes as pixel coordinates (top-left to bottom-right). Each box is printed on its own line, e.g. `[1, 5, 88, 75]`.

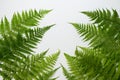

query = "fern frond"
[11, 9, 51, 32]
[0, 10, 59, 80]
[67, 9, 120, 80]
[0, 17, 10, 35]
[82, 9, 120, 26]
[0, 25, 53, 62]
[1, 50, 60, 80]
[82, 9, 120, 41]
[64, 53, 84, 80]
[64, 47, 105, 80]
[20, 51, 60, 80]
[0, 9, 51, 36]
[71, 18, 120, 52]
[41, 67, 59, 80]
[71, 23, 106, 49]
[61, 65, 75, 80]
[71, 23, 98, 41]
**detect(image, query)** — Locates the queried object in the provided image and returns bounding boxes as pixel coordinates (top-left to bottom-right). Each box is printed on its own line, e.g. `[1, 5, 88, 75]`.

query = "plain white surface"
[0, 0, 120, 80]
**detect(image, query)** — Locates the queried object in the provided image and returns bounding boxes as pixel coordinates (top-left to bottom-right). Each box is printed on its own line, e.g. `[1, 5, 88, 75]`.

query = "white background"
[0, 0, 120, 80]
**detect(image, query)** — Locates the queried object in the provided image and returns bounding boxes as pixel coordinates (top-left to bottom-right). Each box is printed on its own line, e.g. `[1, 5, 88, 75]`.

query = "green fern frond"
[61, 65, 75, 80]
[0, 25, 53, 61]
[0, 46, 60, 80]
[82, 9, 120, 26]
[11, 9, 51, 29]
[0, 17, 10, 35]
[0, 9, 51, 36]
[65, 9, 120, 80]
[14, 51, 60, 80]
[71, 23, 107, 49]
[71, 23, 98, 42]
[82, 9, 120, 40]
[64, 53, 85, 80]
[42, 67, 59, 80]
[0, 9, 59, 80]
[72, 10, 120, 51]
[64, 47, 106, 80]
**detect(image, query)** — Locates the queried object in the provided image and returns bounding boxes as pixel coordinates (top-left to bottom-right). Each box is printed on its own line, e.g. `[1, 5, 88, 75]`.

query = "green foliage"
[0, 9, 59, 80]
[61, 65, 75, 80]
[63, 9, 120, 80]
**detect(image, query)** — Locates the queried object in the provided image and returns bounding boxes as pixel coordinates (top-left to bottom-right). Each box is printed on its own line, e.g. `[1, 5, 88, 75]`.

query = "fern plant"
[0, 9, 60, 80]
[63, 9, 120, 80]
